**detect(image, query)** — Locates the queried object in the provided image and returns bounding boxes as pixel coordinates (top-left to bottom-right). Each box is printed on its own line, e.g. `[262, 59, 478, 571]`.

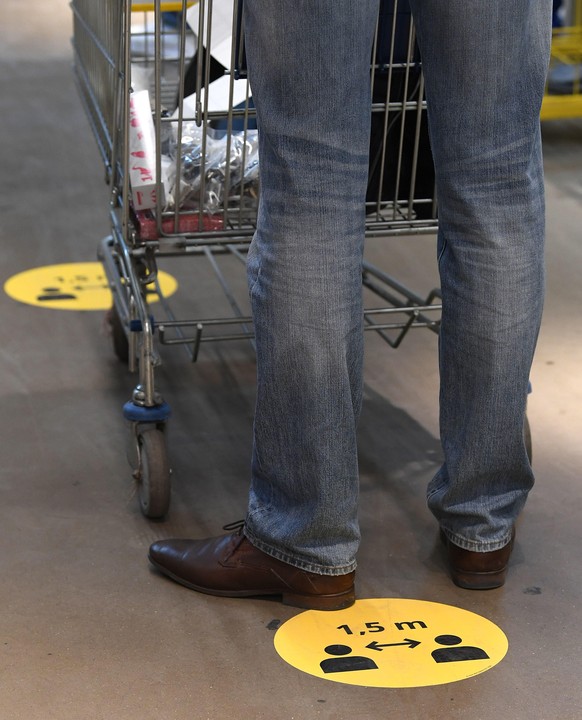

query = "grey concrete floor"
[1, 1, 581, 718]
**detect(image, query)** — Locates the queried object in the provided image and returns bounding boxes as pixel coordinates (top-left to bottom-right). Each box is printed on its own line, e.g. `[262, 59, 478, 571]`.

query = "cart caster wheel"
[135, 428, 171, 518]
[108, 305, 129, 363]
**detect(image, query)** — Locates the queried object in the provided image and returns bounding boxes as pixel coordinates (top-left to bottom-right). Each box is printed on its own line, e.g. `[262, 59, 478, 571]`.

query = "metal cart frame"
[71, 0, 442, 517]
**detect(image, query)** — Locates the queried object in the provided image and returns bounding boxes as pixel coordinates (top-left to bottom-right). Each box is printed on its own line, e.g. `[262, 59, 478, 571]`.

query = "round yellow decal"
[4, 262, 178, 311]
[274, 598, 508, 688]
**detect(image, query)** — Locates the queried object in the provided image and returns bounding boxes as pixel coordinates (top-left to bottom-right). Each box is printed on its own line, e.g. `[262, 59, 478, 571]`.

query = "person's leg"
[149, 0, 380, 609]
[407, 0, 551, 555]
[242, 0, 380, 574]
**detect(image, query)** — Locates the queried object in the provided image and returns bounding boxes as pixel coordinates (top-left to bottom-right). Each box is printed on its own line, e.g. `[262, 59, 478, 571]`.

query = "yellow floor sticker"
[4, 262, 177, 311]
[274, 598, 508, 688]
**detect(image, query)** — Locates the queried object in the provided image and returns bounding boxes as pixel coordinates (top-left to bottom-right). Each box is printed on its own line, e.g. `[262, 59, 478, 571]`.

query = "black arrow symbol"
[366, 639, 421, 651]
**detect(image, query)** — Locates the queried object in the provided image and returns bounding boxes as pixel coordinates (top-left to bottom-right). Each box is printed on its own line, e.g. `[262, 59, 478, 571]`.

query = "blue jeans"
[242, 0, 551, 573]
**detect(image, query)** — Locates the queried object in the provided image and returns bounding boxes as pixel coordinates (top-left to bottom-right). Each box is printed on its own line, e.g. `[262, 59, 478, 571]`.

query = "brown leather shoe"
[148, 530, 356, 610]
[441, 529, 515, 590]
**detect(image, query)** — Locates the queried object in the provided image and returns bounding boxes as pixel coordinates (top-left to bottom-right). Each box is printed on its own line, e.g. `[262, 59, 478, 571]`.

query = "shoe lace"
[222, 519, 245, 534]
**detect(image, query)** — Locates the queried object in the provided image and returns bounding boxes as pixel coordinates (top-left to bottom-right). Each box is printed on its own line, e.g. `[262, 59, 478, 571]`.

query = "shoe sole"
[148, 555, 356, 611]
[450, 568, 508, 590]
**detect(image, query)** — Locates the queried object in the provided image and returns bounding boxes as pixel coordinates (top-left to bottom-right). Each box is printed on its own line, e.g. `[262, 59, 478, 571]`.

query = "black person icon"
[37, 286, 77, 302]
[320, 644, 378, 674]
[431, 635, 490, 663]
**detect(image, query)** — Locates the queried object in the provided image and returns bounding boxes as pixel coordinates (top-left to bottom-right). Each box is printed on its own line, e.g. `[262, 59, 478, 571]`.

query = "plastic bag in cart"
[162, 122, 259, 214]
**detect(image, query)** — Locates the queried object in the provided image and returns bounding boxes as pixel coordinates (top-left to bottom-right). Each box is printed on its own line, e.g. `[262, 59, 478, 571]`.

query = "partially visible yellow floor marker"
[4, 262, 178, 311]
[274, 598, 508, 688]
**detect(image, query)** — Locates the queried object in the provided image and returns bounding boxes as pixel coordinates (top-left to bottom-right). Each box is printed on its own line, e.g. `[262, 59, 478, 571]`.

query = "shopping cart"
[71, 0, 442, 518]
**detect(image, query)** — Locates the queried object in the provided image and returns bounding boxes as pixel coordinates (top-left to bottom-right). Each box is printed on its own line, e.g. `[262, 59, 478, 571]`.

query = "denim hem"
[441, 527, 514, 553]
[244, 526, 357, 577]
